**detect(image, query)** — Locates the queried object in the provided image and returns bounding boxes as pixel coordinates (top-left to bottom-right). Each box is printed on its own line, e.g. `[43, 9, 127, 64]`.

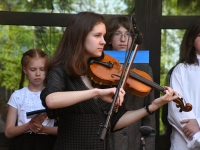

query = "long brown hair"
[48, 11, 105, 77]
[104, 16, 134, 50]
[19, 48, 48, 89]
[179, 19, 200, 65]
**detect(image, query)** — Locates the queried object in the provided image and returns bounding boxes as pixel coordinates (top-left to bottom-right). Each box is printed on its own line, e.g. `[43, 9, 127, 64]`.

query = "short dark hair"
[105, 16, 134, 50]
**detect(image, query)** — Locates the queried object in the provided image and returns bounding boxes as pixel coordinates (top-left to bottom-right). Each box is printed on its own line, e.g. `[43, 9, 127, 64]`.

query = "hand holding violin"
[114, 86, 180, 131]
[97, 87, 125, 107]
[149, 86, 179, 111]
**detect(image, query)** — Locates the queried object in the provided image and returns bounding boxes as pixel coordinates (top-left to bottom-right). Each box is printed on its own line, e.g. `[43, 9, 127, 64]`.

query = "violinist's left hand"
[154, 87, 179, 105]
[97, 87, 125, 107]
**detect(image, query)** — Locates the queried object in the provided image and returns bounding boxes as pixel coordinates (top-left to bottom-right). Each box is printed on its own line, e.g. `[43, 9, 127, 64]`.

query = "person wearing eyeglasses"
[104, 16, 156, 150]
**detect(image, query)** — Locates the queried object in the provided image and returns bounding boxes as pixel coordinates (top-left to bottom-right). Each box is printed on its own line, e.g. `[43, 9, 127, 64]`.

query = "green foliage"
[0, 0, 135, 91]
[0, 25, 63, 90]
[124, 0, 135, 14]
[0, 0, 57, 12]
[0, 0, 135, 14]
[162, 0, 200, 15]
[0, 26, 33, 90]
[160, 29, 185, 85]
[177, 0, 200, 15]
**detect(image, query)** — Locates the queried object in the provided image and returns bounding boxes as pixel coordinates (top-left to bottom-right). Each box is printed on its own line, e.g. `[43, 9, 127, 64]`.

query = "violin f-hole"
[111, 74, 121, 78]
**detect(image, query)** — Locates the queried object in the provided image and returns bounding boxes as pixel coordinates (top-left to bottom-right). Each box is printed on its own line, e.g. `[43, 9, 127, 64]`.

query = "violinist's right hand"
[98, 87, 125, 107]
[149, 86, 179, 111]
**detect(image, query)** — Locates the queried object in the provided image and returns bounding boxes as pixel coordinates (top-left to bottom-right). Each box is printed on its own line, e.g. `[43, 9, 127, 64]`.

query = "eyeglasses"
[113, 32, 134, 39]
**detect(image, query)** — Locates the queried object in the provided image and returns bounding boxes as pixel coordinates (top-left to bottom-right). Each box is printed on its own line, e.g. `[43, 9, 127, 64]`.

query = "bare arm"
[5, 106, 30, 138]
[5, 106, 57, 138]
[114, 86, 179, 130]
[46, 88, 125, 109]
[39, 126, 57, 135]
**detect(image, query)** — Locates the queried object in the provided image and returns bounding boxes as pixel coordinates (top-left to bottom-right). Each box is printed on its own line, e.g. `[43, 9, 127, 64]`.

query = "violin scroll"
[174, 97, 192, 112]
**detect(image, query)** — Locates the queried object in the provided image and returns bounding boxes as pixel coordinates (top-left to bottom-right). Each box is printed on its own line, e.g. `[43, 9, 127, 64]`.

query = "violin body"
[89, 54, 152, 96]
[89, 54, 122, 86]
[89, 53, 192, 112]
[126, 68, 152, 97]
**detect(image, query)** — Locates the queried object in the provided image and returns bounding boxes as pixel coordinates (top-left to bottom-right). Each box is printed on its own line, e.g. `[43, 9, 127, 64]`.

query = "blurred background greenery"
[1, 0, 200, 135]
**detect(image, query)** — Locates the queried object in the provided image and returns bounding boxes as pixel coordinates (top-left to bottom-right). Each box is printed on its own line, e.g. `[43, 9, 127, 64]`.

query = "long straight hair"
[48, 11, 105, 77]
[179, 19, 200, 65]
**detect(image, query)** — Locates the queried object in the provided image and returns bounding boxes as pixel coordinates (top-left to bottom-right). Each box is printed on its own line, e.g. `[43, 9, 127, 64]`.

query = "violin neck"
[130, 71, 164, 92]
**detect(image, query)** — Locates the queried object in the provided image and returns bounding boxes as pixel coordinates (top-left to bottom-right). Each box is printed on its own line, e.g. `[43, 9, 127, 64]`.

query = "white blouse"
[168, 54, 200, 150]
[8, 87, 54, 130]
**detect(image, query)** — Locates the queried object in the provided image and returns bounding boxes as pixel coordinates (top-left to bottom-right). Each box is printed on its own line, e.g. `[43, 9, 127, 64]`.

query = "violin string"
[130, 71, 164, 91]
[131, 71, 189, 108]
[123, 14, 134, 64]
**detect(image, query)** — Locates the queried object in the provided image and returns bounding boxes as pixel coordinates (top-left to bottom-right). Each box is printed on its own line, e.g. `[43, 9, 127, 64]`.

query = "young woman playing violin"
[104, 16, 156, 150]
[40, 11, 179, 150]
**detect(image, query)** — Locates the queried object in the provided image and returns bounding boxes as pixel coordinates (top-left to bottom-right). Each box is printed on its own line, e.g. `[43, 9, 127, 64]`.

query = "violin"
[89, 53, 192, 112]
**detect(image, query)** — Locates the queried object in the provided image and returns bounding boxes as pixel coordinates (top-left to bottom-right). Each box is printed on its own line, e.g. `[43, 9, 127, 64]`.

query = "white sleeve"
[187, 132, 200, 149]
[7, 91, 19, 109]
[196, 118, 200, 127]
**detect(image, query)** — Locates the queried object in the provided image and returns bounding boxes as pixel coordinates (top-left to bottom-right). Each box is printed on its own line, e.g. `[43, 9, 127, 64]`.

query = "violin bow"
[99, 15, 142, 141]
[121, 15, 143, 87]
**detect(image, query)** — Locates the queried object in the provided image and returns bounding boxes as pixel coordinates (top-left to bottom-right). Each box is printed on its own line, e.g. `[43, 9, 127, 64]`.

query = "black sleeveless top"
[40, 65, 127, 150]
